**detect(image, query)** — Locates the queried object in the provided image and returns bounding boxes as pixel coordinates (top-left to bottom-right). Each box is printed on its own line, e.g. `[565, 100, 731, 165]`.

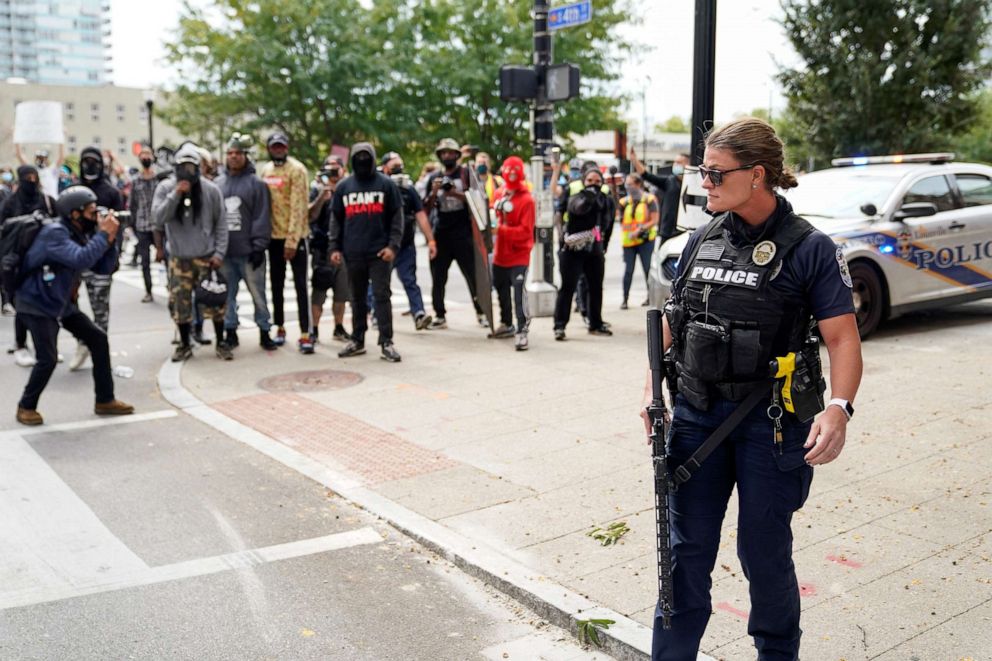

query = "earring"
[752, 184, 757, 189]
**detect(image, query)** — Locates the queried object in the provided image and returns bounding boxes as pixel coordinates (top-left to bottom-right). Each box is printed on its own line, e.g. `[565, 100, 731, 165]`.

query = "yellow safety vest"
[620, 193, 658, 248]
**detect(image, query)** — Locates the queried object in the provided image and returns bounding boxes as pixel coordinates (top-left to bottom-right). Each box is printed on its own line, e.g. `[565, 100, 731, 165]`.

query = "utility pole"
[690, 0, 717, 165]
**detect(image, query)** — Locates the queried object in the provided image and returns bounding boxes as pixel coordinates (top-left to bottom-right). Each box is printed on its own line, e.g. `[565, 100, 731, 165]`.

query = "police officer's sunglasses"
[691, 164, 756, 187]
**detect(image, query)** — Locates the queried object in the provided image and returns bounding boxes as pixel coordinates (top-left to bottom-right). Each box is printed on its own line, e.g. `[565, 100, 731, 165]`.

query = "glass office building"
[0, 0, 111, 85]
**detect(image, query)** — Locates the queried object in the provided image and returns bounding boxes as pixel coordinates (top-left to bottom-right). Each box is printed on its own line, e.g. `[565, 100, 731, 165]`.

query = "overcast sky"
[110, 0, 798, 129]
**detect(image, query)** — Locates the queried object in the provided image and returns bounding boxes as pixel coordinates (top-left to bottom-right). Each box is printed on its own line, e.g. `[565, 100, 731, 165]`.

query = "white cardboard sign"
[13, 101, 64, 144]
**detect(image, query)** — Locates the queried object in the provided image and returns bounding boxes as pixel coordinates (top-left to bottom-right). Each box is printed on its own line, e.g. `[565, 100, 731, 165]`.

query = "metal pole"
[526, 0, 558, 314]
[145, 99, 154, 149]
[690, 0, 717, 165]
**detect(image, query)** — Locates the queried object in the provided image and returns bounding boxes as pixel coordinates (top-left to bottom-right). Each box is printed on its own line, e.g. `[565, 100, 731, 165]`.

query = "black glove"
[249, 250, 265, 270]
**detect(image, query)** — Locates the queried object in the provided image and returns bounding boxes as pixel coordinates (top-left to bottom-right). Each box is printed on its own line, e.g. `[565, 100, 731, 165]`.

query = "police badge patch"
[752, 240, 777, 266]
[836, 247, 853, 288]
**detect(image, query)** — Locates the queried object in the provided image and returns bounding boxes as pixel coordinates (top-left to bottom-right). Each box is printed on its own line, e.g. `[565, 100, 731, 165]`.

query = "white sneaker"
[1, 303, 15, 316]
[13, 347, 36, 367]
[69, 343, 90, 371]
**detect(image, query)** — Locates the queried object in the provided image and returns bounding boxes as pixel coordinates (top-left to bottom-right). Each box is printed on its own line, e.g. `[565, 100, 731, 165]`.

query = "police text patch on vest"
[688, 265, 762, 289]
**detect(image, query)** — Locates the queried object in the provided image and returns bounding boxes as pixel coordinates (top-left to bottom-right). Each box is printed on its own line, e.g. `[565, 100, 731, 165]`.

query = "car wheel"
[849, 261, 885, 338]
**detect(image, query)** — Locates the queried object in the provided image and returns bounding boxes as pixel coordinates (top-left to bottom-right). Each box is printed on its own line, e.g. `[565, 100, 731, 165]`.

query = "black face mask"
[140, 158, 154, 169]
[390, 165, 403, 175]
[441, 158, 458, 170]
[81, 159, 101, 181]
[268, 150, 287, 165]
[19, 180, 38, 197]
[352, 155, 374, 178]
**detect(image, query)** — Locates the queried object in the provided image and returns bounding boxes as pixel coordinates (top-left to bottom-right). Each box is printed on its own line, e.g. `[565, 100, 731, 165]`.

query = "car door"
[895, 174, 966, 303]
[947, 172, 992, 292]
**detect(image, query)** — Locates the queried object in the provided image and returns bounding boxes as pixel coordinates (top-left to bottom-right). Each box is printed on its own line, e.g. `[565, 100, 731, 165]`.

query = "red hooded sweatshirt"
[492, 156, 535, 268]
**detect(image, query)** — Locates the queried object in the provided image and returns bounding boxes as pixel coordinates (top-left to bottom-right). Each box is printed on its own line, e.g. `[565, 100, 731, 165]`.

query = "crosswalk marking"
[0, 435, 149, 595]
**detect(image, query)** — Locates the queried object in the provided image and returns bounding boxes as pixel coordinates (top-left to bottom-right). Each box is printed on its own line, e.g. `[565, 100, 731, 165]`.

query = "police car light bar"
[831, 153, 956, 167]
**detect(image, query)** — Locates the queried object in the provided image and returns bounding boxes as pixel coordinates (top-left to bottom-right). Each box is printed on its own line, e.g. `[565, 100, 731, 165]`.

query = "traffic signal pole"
[527, 0, 558, 314]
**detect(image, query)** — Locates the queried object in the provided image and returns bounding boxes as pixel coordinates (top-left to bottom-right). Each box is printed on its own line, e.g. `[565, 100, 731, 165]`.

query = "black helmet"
[56, 186, 98, 218]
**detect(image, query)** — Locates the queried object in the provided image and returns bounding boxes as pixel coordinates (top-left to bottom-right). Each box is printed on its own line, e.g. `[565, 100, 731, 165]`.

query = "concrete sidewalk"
[175, 286, 992, 659]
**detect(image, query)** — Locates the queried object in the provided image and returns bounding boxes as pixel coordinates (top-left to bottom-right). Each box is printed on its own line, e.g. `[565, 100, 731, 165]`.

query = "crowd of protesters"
[3, 131, 684, 424]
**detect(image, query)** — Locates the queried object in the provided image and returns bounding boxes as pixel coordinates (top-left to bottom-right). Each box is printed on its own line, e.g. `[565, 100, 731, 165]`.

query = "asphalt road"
[0, 271, 605, 661]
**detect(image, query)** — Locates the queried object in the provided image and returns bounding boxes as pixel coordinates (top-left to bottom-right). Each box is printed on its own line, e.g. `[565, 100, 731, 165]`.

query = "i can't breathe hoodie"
[328, 142, 404, 260]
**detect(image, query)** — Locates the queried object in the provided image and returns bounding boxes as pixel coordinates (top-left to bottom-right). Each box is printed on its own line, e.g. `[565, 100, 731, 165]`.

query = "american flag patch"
[697, 243, 725, 261]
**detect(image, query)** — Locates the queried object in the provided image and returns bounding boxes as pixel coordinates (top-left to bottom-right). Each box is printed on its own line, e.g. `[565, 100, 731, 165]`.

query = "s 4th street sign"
[548, 0, 593, 31]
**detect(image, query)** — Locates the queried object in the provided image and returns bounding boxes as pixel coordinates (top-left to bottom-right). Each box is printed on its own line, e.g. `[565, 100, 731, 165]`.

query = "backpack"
[0, 211, 52, 301]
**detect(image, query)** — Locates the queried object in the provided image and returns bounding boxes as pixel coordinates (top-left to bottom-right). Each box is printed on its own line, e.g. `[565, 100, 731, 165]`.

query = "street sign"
[548, 0, 592, 31]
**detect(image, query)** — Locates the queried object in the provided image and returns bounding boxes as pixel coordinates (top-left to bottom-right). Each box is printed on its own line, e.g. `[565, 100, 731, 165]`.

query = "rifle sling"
[672, 382, 770, 487]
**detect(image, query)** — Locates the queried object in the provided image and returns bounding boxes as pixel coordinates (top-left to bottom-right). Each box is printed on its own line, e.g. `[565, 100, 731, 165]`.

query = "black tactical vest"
[668, 205, 814, 408]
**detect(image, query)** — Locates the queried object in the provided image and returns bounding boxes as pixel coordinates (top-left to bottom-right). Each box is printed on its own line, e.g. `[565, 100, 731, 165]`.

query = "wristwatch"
[827, 398, 854, 420]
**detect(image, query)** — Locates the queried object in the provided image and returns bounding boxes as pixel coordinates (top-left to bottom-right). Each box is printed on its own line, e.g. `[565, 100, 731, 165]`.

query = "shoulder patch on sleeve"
[836, 246, 853, 288]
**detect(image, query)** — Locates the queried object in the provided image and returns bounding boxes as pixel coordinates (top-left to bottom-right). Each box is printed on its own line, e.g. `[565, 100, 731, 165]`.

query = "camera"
[98, 206, 131, 221]
[390, 173, 412, 189]
[440, 176, 455, 191]
[318, 168, 339, 185]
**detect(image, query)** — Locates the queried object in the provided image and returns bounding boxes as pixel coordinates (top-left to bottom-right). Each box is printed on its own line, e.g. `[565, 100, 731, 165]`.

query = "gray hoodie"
[214, 163, 271, 258]
[152, 176, 228, 260]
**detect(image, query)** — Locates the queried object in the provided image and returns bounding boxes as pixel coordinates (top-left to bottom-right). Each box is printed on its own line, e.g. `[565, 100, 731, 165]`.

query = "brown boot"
[16, 406, 43, 426]
[94, 400, 135, 416]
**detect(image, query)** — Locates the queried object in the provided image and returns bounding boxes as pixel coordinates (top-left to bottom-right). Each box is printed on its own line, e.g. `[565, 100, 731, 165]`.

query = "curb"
[158, 359, 717, 661]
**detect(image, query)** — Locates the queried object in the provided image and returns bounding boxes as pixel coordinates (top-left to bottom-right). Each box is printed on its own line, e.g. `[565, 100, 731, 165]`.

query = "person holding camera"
[328, 142, 404, 362]
[215, 134, 277, 351]
[14, 186, 133, 425]
[423, 137, 485, 330]
[309, 154, 352, 345]
[152, 143, 229, 362]
[380, 151, 436, 330]
[619, 173, 659, 309]
[70, 145, 125, 371]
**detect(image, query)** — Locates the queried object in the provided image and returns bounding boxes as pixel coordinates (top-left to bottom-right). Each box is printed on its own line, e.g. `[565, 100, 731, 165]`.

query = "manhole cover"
[258, 369, 363, 392]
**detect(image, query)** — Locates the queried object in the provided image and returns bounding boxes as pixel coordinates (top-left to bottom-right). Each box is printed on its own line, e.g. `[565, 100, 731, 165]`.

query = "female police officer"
[651, 118, 863, 660]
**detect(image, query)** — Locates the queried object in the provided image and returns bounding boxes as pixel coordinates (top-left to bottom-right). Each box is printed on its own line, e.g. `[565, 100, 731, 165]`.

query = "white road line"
[3, 409, 179, 438]
[0, 527, 383, 611]
[0, 435, 149, 595]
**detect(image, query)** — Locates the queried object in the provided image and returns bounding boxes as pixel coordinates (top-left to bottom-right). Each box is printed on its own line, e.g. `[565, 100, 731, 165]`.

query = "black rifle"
[646, 308, 674, 629]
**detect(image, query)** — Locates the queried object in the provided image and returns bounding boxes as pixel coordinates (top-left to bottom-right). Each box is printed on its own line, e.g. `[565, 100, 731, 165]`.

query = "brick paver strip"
[214, 392, 457, 485]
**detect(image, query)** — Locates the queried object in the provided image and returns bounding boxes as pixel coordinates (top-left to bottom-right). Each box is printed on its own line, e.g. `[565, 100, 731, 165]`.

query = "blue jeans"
[367, 243, 426, 318]
[622, 240, 655, 301]
[652, 394, 814, 661]
[221, 255, 272, 332]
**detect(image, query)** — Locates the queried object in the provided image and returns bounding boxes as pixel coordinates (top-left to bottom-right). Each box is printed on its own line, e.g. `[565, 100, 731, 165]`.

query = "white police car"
[647, 153, 992, 337]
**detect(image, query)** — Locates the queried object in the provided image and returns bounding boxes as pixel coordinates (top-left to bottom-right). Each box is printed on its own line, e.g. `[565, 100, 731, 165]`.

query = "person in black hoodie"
[328, 142, 404, 362]
[71, 146, 125, 371]
[1, 166, 57, 365]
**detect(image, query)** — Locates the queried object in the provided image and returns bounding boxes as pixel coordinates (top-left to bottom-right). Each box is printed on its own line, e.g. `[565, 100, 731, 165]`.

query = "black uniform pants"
[430, 232, 480, 319]
[17, 310, 114, 410]
[268, 238, 310, 332]
[554, 245, 604, 331]
[348, 256, 393, 345]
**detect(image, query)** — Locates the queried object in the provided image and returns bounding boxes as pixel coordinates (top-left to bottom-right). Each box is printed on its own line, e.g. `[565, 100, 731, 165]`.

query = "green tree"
[951, 89, 992, 165]
[655, 115, 689, 133]
[777, 0, 992, 169]
[160, 0, 635, 171]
